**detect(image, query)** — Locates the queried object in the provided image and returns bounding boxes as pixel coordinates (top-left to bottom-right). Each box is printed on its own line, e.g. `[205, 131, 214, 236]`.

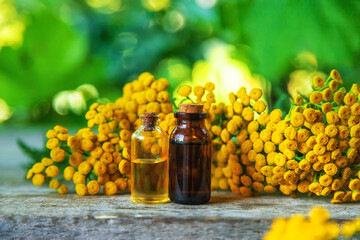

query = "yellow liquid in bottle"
[131, 157, 169, 203]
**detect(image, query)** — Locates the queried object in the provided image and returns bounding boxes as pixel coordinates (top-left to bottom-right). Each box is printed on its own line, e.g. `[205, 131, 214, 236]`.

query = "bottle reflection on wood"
[169, 104, 211, 204]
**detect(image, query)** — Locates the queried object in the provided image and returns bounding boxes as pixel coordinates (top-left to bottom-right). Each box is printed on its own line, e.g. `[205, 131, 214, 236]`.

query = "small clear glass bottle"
[131, 112, 169, 203]
[169, 104, 212, 204]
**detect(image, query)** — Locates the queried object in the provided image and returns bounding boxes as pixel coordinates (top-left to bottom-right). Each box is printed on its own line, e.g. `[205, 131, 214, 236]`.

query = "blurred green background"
[1, 0, 360, 128]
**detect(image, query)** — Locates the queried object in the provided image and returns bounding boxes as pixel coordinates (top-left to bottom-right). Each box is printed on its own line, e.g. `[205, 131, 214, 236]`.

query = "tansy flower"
[343, 93, 356, 106]
[349, 179, 360, 191]
[297, 129, 310, 142]
[32, 173, 45, 186]
[309, 182, 322, 193]
[325, 111, 339, 125]
[54, 125, 68, 134]
[316, 133, 329, 145]
[204, 82, 215, 92]
[146, 102, 161, 113]
[350, 103, 360, 116]
[115, 178, 128, 191]
[290, 112, 305, 127]
[303, 108, 316, 123]
[233, 101, 243, 114]
[310, 122, 325, 136]
[50, 147, 66, 162]
[313, 76, 324, 88]
[330, 69, 341, 80]
[297, 181, 310, 193]
[321, 102, 333, 114]
[319, 174, 333, 187]
[177, 85, 192, 97]
[253, 100, 266, 113]
[309, 91, 322, 104]
[100, 152, 113, 164]
[78, 161, 92, 175]
[73, 171, 85, 184]
[119, 159, 130, 174]
[45, 165, 59, 177]
[49, 179, 60, 189]
[157, 91, 170, 103]
[46, 138, 59, 149]
[104, 181, 117, 196]
[69, 152, 83, 167]
[193, 86, 205, 99]
[338, 105, 351, 119]
[329, 80, 339, 91]
[75, 184, 87, 196]
[46, 129, 58, 138]
[294, 94, 303, 105]
[211, 125, 222, 136]
[337, 126, 349, 139]
[331, 179, 342, 191]
[299, 160, 311, 171]
[227, 120, 238, 134]
[333, 191, 345, 200]
[145, 88, 157, 102]
[242, 107, 254, 121]
[32, 162, 45, 174]
[333, 90, 344, 103]
[322, 88, 332, 101]
[284, 126, 297, 140]
[350, 124, 360, 138]
[324, 125, 338, 139]
[269, 109, 282, 123]
[57, 184, 68, 194]
[94, 161, 107, 176]
[249, 88, 262, 101]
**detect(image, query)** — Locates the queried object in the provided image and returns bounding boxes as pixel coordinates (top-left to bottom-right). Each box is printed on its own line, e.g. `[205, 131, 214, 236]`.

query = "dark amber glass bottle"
[169, 104, 211, 204]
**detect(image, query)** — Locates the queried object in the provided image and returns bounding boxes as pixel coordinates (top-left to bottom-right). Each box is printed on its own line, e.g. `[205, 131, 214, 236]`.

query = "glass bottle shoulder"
[132, 126, 167, 140]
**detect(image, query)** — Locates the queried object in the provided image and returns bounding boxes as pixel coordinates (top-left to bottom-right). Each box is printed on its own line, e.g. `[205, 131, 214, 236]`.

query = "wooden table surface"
[0, 128, 359, 240]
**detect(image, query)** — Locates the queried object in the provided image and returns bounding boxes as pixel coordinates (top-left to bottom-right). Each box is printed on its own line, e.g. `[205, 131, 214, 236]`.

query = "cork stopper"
[179, 104, 203, 113]
[141, 112, 158, 130]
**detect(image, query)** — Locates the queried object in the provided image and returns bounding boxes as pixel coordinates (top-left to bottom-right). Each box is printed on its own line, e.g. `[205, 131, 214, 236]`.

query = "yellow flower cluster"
[27, 72, 173, 196]
[254, 70, 360, 203]
[264, 206, 360, 240]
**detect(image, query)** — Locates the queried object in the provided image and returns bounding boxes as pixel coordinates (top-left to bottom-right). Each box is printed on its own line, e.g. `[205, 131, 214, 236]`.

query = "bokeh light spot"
[162, 10, 185, 33]
[86, 0, 121, 14]
[143, 0, 170, 12]
[195, 0, 217, 9]
[0, 98, 12, 123]
[114, 32, 138, 53]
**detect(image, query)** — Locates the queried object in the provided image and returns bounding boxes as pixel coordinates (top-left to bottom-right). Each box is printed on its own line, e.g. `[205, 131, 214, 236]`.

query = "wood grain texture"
[1, 185, 359, 240]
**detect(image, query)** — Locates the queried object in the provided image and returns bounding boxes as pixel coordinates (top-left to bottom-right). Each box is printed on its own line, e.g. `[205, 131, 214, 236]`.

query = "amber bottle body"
[169, 112, 211, 204]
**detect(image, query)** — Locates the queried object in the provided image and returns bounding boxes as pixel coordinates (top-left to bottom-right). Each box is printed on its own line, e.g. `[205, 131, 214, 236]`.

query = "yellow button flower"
[104, 181, 117, 196]
[63, 166, 75, 181]
[87, 180, 101, 195]
[249, 88, 262, 101]
[177, 85, 192, 97]
[32, 162, 45, 174]
[41, 157, 53, 167]
[73, 171, 85, 184]
[269, 109, 282, 123]
[69, 151, 83, 167]
[46, 138, 59, 149]
[50, 147, 66, 162]
[49, 179, 60, 189]
[309, 91, 322, 104]
[75, 184, 87, 196]
[45, 165, 59, 177]
[46, 129, 57, 139]
[313, 75, 324, 88]
[119, 159, 130, 174]
[57, 184, 68, 194]
[32, 173, 45, 186]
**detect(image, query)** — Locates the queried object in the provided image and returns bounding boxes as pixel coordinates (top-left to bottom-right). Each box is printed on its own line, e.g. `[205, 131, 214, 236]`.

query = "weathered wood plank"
[0, 185, 359, 240]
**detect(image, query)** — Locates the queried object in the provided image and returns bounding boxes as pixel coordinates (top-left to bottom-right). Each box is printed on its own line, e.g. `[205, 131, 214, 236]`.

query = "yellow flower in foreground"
[104, 181, 117, 196]
[87, 180, 101, 195]
[313, 76, 324, 88]
[57, 184, 68, 194]
[32, 173, 45, 186]
[75, 184, 87, 196]
[45, 165, 59, 177]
